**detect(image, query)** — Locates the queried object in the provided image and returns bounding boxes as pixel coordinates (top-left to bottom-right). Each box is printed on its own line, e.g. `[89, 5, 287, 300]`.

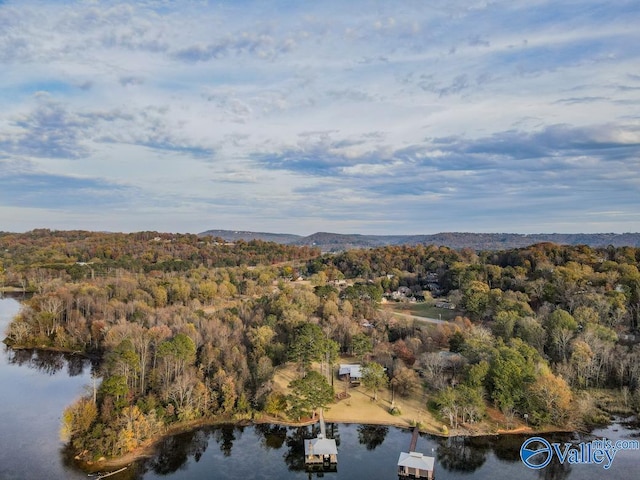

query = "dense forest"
[2, 230, 640, 461]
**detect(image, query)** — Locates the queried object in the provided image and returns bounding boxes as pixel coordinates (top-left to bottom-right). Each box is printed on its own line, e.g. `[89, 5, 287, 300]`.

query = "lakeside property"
[86, 355, 578, 472]
[271, 359, 571, 438]
[2, 234, 640, 474]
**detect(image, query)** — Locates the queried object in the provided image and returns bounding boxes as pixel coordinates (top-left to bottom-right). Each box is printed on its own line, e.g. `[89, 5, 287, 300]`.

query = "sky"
[1, 0, 639, 235]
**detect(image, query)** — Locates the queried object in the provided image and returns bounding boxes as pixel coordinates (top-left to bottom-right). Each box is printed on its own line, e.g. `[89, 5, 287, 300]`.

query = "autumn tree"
[527, 371, 573, 425]
[391, 365, 420, 398]
[61, 396, 98, 442]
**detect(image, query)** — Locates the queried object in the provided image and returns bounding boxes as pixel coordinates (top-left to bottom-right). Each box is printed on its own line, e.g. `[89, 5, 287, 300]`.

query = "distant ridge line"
[198, 230, 640, 251]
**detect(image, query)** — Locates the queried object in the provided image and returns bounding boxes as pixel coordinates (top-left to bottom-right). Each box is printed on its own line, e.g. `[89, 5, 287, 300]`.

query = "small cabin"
[305, 434, 338, 469]
[397, 451, 435, 479]
[339, 364, 363, 384]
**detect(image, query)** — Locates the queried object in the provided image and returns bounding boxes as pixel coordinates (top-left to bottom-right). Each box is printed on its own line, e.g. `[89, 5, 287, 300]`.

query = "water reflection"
[134, 425, 496, 478]
[4, 347, 96, 376]
[148, 429, 212, 475]
[538, 457, 572, 480]
[214, 425, 242, 457]
[69, 422, 640, 480]
[492, 434, 528, 462]
[7, 348, 63, 374]
[437, 435, 489, 472]
[284, 426, 312, 472]
[137, 424, 350, 477]
[255, 423, 288, 449]
[357, 425, 388, 450]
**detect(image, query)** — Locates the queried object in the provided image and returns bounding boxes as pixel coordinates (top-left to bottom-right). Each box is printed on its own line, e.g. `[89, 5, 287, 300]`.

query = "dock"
[409, 426, 419, 452]
[397, 428, 435, 479]
[304, 409, 338, 471]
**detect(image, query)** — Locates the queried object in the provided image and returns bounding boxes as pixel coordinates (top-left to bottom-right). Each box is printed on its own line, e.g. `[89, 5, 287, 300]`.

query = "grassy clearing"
[383, 301, 461, 321]
[271, 360, 442, 431]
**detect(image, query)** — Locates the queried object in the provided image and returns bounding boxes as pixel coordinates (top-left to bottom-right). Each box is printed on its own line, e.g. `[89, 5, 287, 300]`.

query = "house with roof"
[338, 364, 363, 384]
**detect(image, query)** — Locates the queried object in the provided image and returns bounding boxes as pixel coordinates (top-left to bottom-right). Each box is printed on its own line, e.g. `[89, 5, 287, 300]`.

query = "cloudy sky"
[1, 0, 639, 235]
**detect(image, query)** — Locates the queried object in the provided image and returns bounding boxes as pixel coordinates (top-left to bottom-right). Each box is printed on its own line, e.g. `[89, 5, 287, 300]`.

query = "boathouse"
[397, 427, 435, 479]
[304, 434, 338, 467]
[397, 451, 435, 479]
[304, 409, 337, 471]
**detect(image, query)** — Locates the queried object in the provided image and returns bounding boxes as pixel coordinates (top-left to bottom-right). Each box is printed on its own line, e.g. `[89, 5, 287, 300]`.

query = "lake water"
[0, 296, 94, 480]
[1, 296, 638, 480]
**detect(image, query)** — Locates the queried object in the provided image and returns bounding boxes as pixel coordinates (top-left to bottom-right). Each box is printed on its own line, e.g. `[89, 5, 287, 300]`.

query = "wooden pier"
[409, 427, 419, 452]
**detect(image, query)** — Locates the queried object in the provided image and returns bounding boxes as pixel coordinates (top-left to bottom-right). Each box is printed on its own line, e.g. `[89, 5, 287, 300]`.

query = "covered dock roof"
[397, 451, 435, 471]
[304, 434, 338, 456]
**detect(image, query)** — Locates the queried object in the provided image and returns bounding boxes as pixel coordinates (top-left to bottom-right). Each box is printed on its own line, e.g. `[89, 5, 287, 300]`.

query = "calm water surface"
[0, 296, 93, 480]
[1, 297, 638, 480]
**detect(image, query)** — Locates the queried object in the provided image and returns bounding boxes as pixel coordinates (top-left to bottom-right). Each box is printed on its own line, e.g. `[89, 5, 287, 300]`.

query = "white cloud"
[0, 0, 639, 234]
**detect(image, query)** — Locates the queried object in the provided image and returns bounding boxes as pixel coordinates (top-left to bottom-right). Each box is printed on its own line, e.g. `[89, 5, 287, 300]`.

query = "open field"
[382, 301, 462, 321]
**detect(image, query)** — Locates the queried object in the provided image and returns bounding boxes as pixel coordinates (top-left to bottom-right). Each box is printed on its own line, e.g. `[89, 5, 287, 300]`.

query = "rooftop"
[305, 435, 338, 456]
[397, 451, 435, 471]
[338, 364, 363, 379]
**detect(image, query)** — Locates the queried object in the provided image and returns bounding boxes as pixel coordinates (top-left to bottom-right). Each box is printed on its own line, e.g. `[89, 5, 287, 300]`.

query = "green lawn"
[384, 301, 461, 321]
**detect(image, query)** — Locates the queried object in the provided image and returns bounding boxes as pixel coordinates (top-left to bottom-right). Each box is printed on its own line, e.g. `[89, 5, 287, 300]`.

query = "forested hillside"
[2, 231, 640, 462]
[199, 229, 640, 251]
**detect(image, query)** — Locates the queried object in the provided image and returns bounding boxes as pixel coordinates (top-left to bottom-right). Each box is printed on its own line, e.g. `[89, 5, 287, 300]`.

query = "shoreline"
[1, 342, 581, 472]
[82, 413, 577, 472]
[2, 342, 101, 360]
[0, 343, 591, 472]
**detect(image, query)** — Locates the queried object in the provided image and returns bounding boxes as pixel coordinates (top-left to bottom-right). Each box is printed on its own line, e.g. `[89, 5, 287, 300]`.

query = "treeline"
[0, 229, 319, 285]
[3, 235, 640, 460]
